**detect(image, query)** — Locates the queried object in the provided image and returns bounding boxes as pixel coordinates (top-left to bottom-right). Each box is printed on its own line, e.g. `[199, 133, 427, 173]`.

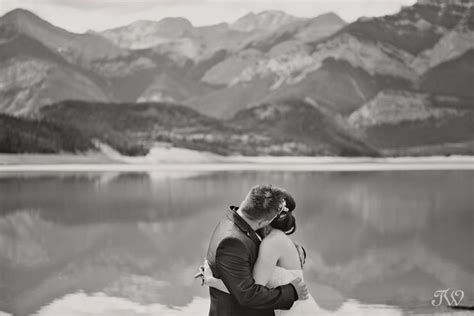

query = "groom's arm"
[215, 237, 297, 310]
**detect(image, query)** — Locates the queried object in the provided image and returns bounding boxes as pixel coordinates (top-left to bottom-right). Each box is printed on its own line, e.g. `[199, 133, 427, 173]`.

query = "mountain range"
[0, 0, 473, 157]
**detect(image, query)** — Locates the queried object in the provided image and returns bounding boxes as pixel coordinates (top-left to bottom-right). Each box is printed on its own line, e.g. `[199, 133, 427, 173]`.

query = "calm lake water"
[0, 170, 473, 316]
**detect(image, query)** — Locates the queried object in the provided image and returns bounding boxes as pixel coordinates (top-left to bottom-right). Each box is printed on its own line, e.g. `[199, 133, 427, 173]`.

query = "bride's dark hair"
[270, 191, 296, 235]
[270, 211, 296, 235]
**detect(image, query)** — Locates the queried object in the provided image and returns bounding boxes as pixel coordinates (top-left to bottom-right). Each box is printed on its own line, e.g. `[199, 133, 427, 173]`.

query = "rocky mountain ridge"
[0, 2, 473, 157]
[187, 0, 473, 118]
[230, 10, 302, 32]
[0, 8, 347, 114]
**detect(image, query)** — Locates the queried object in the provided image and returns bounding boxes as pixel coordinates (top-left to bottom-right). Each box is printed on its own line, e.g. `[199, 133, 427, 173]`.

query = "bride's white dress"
[267, 266, 320, 315]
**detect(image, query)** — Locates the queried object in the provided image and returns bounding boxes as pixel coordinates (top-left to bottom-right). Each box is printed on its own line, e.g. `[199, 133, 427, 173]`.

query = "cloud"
[1, 0, 206, 14]
[0, 0, 416, 33]
[3, 0, 415, 11]
[4, 0, 205, 11]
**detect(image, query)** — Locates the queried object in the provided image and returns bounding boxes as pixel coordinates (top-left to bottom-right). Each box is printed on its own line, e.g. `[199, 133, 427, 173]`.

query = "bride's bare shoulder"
[262, 229, 290, 245]
[258, 229, 287, 258]
[264, 229, 301, 269]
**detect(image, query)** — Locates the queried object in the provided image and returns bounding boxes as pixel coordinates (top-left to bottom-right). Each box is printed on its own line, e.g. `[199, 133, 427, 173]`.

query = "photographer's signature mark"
[432, 288, 464, 307]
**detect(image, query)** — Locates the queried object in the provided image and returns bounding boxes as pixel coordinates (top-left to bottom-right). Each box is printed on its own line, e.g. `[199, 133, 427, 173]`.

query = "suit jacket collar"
[227, 206, 261, 245]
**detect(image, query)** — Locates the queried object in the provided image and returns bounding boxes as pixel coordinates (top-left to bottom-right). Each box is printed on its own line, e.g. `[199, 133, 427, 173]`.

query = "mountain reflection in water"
[0, 170, 473, 316]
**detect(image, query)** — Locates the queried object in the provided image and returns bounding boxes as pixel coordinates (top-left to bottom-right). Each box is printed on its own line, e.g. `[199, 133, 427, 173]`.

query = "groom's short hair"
[239, 184, 285, 221]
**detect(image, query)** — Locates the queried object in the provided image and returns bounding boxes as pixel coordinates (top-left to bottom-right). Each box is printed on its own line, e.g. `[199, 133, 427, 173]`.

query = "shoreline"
[0, 153, 473, 172]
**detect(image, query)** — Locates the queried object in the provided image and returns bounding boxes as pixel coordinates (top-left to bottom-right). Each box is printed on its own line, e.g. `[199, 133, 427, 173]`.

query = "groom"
[205, 184, 308, 316]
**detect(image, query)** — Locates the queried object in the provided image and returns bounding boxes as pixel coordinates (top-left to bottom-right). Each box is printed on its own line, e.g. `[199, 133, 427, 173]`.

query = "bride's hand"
[194, 263, 205, 286]
[194, 260, 219, 286]
[195, 260, 230, 294]
[203, 260, 215, 285]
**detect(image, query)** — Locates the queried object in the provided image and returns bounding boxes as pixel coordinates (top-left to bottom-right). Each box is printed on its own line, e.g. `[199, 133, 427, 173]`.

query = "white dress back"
[267, 266, 320, 315]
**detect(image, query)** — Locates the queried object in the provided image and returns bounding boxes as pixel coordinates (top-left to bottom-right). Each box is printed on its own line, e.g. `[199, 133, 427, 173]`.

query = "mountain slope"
[190, 0, 472, 120]
[340, 0, 473, 55]
[243, 12, 346, 52]
[185, 76, 274, 119]
[229, 98, 379, 156]
[421, 49, 474, 97]
[190, 39, 415, 118]
[100, 16, 254, 62]
[0, 9, 128, 65]
[138, 72, 215, 103]
[348, 91, 474, 154]
[230, 10, 302, 32]
[0, 22, 114, 115]
[100, 18, 194, 50]
[29, 99, 379, 157]
[39, 100, 229, 155]
[0, 9, 207, 113]
[411, 28, 474, 74]
[0, 10, 122, 114]
[262, 57, 412, 114]
[0, 56, 112, 116]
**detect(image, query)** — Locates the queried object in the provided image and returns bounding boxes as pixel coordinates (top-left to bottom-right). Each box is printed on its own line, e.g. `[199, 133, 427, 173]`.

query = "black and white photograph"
[0, 0, 473, 315]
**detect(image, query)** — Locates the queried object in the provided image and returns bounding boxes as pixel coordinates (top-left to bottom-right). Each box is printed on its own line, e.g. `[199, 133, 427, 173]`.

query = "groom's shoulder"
[217, 216, 246, 238]
[213, 215, 251, 244]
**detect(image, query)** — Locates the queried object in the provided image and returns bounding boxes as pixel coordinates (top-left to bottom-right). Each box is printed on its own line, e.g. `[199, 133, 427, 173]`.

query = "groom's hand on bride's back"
[290, 277, 309, 300]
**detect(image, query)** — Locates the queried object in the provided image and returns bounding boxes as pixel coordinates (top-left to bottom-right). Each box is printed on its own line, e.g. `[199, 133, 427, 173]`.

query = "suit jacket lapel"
[227, 206, 261, 246]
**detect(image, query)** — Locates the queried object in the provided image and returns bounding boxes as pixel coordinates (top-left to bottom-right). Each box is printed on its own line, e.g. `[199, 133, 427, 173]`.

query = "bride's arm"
[253, 234, 280, 285]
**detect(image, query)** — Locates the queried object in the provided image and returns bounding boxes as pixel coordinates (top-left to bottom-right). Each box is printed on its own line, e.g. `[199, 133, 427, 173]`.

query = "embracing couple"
[196, 184, 319, 315]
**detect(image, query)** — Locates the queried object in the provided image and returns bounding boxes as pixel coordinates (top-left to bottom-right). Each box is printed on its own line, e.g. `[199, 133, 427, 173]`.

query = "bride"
[201, 199, 320, 315]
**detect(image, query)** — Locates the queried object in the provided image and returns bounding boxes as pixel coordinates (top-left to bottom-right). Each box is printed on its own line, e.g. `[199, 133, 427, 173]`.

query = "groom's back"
[207, 214, 256, 273]
[206, 209, 275, 316]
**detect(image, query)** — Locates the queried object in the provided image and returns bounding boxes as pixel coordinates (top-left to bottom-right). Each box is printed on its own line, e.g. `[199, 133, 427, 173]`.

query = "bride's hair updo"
[270, 211, 296, 235]
[270, 192, 297, 235]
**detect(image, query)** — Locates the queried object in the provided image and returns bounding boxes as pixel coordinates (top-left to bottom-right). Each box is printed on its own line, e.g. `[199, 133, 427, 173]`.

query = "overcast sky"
[0, 0, 417, 33]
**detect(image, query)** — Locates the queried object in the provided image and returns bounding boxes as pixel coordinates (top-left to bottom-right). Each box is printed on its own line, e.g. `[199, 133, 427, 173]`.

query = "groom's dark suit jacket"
[206, 206, 297, 316]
